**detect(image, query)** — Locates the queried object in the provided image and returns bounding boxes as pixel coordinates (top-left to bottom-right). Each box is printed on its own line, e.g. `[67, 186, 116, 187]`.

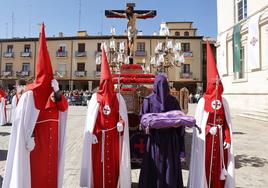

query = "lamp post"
[150, 22, 185, 74]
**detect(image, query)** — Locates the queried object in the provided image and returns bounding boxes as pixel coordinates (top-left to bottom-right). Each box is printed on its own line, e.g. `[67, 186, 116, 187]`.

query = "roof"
[0, 35, 204, 42]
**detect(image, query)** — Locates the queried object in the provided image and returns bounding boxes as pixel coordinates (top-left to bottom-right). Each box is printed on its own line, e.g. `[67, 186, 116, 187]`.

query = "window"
[78, 43, 85, 52]
[237, 0, 247, 21]
[77, 63, 85, 71]
[96, 65, 101, 72]
[234, 45, 246, 80]
[244, 0, 247, 18]
[137, 42, 145, 51]
[116, 42, 120, 51]
[97, 43, 102, 52]
[184, 31, 189, 36]
[22, 63, 30, 71]
[175, 32, 180, 36]
[239, 46, 245, 79]
[6, 63, 13, 72]
[181, 43, 190, 52]
[58, 44, 66, 52]
[24, 44, 30, 52]
[182, 64, 190, 73]
[7, 45, 13, 53]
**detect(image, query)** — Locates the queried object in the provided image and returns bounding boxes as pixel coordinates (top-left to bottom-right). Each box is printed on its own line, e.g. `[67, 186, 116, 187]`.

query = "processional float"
[102, 3, 200, 167]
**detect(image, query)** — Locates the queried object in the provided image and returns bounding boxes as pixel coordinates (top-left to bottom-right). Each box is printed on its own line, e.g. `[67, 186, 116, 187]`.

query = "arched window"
[184, 31, 189, 36]
[175, 31, 180, 36]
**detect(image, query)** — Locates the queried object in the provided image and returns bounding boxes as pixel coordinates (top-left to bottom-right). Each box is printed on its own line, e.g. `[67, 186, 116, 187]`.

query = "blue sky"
[0, 0, 217, 38]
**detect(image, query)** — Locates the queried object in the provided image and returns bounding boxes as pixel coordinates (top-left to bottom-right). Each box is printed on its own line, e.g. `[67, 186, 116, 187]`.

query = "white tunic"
[10, 95, 18, 124]
[188, 97, 235, 188]
[80, 93, 131, 188]
[0, 97, 6, 126]
[2, 91, 68, 188]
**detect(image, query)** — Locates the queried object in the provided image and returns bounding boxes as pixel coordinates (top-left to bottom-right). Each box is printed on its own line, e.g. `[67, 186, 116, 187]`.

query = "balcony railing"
[3, 52, 14, 58]
[180, 72, 193, 79]
[75, 51, 87, 57]
[135, 50, 147, 57]
[20, 52, 32, 57]
[55, 70, 67, 77]
[56, 51, 68, 57]
[2, 71, 13, 77]
[183, 51, 193, 58]
[75, 71, 87, 77]
[16, 71, 30, 77]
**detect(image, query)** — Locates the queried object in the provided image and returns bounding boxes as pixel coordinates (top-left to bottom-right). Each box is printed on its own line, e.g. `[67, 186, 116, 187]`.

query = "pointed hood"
[25, 23, 54, 110]
[204, 41, 224, 113]
[152, 74, 170, 112]
[97, 47, 118, 111]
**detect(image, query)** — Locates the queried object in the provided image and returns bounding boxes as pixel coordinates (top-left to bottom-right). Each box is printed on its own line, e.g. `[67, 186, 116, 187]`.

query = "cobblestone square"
[0, 105, 268, 188]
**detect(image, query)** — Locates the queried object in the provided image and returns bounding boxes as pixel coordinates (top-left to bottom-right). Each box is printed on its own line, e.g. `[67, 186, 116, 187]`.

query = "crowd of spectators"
[5, 89, 16, 105]
[188, 92, 203, 103]
[5, 87, 201, 106]
[63, 90, 92, 106]
[3, 89, 92, 106]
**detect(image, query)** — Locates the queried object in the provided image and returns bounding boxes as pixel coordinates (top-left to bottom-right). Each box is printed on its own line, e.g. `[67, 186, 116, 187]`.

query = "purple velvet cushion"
[141, 110, 196, 130]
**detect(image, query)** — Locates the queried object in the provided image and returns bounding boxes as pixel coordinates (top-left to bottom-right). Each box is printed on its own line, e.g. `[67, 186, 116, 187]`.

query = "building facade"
[0, 22, 209, 93]
[216, 0, 268, 111]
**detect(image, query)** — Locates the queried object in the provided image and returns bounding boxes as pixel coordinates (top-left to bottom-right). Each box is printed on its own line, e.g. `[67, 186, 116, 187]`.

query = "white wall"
[217, 0, 234, 33]
[248, 0, 268, 16]
[216, 0, 268, 111]
[261, 21, 268, 69]
[217, 0, 268, 34]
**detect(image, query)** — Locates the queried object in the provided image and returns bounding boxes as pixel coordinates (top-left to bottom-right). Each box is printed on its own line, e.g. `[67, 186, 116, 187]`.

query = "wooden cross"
[105, 3, 156, 64]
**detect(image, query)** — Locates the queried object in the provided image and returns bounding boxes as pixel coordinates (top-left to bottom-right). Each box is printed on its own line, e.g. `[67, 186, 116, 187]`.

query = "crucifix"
[105, 3, 156, 64]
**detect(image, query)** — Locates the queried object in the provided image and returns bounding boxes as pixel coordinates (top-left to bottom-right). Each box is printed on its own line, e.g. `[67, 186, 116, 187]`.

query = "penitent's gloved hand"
[26, 137, 35, 151]
[224, 142, 231, 149]
[51, 79, 59, 92]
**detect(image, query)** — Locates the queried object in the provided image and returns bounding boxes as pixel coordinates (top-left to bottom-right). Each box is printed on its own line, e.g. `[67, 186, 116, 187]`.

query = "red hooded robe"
[91, 47, 122, 188]
[26, 23, 68, 188]
[204, 41, 231, 188]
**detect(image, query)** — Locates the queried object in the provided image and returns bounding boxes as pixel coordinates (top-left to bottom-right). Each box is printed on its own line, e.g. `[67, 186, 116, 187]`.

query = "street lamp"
[150, 22, 185, 73]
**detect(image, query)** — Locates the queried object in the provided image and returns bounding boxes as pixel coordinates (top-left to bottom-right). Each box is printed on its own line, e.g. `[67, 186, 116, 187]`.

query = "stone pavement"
[0, 105, 268, 188]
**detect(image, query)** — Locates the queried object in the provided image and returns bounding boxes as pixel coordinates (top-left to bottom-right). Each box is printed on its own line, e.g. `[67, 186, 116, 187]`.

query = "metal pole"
[101, 130, 105, 188]
[208, 76, 219, 188]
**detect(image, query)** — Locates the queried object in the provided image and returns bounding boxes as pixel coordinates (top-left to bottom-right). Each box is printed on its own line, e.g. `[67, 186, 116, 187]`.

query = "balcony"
[75, 51, 87, 57]
[94, 71, 101, 78]
[180, 72, 193, 79]
[135, 51, 147, 57]
[2, 71, 13, 77]
[55, 70, 67, 78]
[75, 71, 87, 77]
[56, 51, 68, 57]
[3, 52, 14, 58]
[95, 51, 102, 56]
[183, 51, 193, 58]
[20, 52, 32, 57]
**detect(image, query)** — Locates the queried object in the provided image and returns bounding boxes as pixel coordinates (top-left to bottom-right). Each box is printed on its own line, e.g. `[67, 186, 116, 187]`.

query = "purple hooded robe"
[138, 74, 185, 188]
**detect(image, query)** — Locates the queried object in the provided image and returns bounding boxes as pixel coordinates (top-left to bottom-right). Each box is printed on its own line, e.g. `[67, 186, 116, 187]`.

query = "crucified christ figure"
[106, 4, 156, 61]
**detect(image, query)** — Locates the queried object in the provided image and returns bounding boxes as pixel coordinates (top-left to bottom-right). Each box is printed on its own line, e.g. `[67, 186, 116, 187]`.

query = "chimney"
[59, 32, 64, 37]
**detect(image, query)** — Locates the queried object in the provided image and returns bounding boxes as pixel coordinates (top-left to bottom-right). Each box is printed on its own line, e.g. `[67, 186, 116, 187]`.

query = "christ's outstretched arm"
[108, 10, 126, 18]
